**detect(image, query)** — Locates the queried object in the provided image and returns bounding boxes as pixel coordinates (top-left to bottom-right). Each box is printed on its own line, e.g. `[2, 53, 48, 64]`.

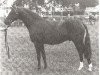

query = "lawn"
[0, 21, 99, 75]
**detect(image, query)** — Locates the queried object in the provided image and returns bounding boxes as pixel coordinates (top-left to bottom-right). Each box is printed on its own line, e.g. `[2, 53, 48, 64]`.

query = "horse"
[89, 14, 96, 25]
[4, 6, 92, 71]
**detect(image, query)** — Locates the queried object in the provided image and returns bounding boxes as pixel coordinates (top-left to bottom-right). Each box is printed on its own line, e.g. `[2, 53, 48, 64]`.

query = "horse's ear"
[11, 5, 18, 13]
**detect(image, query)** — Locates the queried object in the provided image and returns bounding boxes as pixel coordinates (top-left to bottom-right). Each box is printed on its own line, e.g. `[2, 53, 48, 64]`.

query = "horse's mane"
[18, 7, 43, 20]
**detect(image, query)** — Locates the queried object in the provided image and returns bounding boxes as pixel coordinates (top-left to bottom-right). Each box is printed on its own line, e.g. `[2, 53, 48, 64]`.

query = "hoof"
[78, 67, 83, 71]
[78, 62, 83, 71]
[88, 63, 92, 71]
[88, 68, 92, 71]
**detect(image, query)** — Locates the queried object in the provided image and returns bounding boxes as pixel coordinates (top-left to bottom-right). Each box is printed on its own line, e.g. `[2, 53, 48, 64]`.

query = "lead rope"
[4, 27, 10, 58]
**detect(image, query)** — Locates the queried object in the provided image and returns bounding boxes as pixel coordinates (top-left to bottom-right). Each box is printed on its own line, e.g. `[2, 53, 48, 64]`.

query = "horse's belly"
[45, 40, 66, 45]
[44, 35, 68, 45]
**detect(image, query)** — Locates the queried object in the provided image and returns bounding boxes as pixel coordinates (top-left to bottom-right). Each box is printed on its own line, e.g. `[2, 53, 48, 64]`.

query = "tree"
[12, 0, 98, 10]
[13, 0, 23, 6]
[79, 0, 98, 9]
[55, 0, 98, 8]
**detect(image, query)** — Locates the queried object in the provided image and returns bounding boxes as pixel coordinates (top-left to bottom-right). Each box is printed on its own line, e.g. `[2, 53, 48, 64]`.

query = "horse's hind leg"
[74, 41, 84, 70]
[84, 50, 92, 71]
[84, 33, 92, 71]
[84, 42, 92, 71]
[87, 59, 92, 71]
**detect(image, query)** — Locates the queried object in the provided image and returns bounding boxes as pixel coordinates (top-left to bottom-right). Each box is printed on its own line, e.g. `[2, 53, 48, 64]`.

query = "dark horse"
[89, 14, 96, 25]
[4, 6, 92, 71]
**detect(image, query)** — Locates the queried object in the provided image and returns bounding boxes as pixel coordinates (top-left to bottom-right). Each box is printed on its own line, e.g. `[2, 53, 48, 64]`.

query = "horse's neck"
[19, 11, 36, 27]
[20, 10, 43, 22]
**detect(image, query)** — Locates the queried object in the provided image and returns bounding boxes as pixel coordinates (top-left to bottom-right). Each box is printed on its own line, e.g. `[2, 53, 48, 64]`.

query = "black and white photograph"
[0, 0, 99, 75]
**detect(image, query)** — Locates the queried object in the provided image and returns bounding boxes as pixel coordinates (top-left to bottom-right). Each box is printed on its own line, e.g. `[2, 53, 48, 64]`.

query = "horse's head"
[4, 6, 19, 26]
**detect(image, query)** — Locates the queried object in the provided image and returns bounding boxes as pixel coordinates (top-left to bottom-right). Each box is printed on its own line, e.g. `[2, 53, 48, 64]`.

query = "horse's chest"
[30, 32, 44, 43]
[28, 27, 44, 42]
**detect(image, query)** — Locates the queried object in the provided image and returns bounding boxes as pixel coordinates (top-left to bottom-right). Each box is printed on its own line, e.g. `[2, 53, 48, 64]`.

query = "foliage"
[13, 0, 98, 8]
[10, 0, 98, 16]
[46, 0, 98, 8]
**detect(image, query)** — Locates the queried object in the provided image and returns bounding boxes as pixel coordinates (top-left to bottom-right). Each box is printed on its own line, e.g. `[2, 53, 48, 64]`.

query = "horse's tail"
[83, 23, 92, 59]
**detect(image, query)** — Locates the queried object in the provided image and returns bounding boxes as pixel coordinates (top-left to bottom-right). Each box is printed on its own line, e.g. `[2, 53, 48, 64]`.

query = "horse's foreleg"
[34, 43, 41, 70]
[41, 46, 47, 69]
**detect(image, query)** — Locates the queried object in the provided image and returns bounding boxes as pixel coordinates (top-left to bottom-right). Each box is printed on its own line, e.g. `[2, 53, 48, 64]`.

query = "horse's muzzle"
[4, 20, 11, 27]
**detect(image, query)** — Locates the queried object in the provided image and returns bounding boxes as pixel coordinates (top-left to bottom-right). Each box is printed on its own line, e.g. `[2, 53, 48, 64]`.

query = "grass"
[0, 21, 99, 75]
